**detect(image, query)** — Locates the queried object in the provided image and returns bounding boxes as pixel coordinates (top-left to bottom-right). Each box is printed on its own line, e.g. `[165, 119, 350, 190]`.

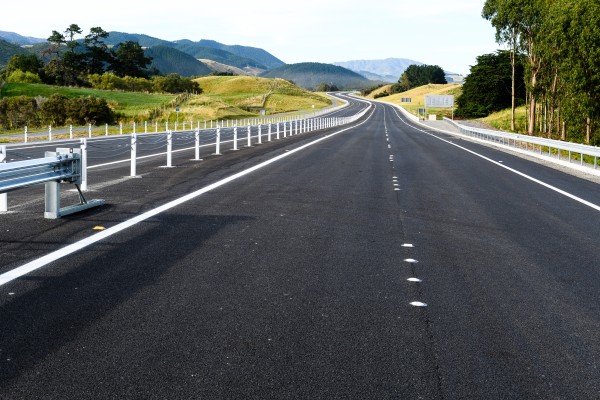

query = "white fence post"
[49, 125, 52, 141]
[88, 123, 92, 138]
[105, 123, 108, 136]
[276, 122, 280, 139]
[247, 125, 252, 147]
[268, 124, 272, 142]
[0, 145, 7, 212]
[24, 126, 28, 143]
[233, 126, 238, 150]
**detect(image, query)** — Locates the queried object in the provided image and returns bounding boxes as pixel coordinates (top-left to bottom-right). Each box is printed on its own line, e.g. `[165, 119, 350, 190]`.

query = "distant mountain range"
[261, 62, 376, 90]
[334, 58, 425, 83]
[0, 31, 46, 46]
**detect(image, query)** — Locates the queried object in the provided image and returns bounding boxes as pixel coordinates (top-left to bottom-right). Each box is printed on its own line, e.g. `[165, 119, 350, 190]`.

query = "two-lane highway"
[1, 96, 600, 399]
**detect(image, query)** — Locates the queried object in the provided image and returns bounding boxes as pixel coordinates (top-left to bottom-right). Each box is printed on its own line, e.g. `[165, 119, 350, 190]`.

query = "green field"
[1, 83, 177, 118]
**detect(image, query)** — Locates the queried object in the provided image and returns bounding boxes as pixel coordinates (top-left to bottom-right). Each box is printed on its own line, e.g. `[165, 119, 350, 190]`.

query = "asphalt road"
[1, 96, 600, 399]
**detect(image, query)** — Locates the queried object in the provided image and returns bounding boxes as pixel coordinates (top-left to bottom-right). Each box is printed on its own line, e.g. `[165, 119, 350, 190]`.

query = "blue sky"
[3, 0, 500, 75]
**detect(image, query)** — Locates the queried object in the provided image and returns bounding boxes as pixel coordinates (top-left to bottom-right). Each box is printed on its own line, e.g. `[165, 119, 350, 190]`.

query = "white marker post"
[0, 145, 7, 212]
[130, 133, 137, 177]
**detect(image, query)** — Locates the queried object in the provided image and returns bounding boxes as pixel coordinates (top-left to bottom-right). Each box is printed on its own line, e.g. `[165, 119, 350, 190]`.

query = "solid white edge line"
[0, 102, 376, 287]
[389, 106, 600, 213]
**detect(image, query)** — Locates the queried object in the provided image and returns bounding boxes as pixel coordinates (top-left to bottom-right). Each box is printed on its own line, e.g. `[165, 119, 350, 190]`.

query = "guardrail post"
[131, 133, 137, 177]
[88, 123, 92, 138]
[120, 123, 123, 135]
[167, 130, 173, 167]
[105, 123, 108, 136]
[0, 145, 6, 212]
[133, 122, 136, 134]
[283, 122, 287, 138]
[277, 122, 280, 139]
[49, 125, 52, 141]
[80, 139, 88, 191]
[268, 124, 272, 142]
[233, 126, 238, 150]
[258, 125, 262, 144]
[247, 125, 252, 147]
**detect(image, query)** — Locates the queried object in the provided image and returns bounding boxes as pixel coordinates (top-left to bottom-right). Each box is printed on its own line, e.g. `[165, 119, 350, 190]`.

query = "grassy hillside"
[370, 84, 462, 119]
[185, 76, 331, 121]
[480, 106, 529, 132]
[1, 83, 176, 118]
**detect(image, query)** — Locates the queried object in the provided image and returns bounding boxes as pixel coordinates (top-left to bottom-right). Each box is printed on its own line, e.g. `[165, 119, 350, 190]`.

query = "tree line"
[481, 0, 600, 144]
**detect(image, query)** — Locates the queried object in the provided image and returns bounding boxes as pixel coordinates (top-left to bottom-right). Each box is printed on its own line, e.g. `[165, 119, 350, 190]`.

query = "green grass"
[480, 106, 529, 133]
[1, 83, 177, 117]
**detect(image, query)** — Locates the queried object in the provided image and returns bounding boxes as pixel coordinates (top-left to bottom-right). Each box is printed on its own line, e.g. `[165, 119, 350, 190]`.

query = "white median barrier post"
[283, 122, 287, 138]
[247, 125, 252, 147]
[233, 126, 238, 150]
[167, 130, 173, 167]
[258, 125, 262, 144]
[215, 127, 221, 155]
[80, 139, 88, 191]
[276, 122, 280, 139]
[131, 133, 137, 177]
[0, 145, 6, 212]
[268, 124, 272, 142]
[194, 128, 202, 160]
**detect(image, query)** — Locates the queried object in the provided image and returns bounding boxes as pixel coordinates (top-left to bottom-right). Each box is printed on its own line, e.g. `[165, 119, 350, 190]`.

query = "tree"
[83, 27, 112, 76]
[397, 64, 447, 91]
[544, 0, 600, 144]
[456, 51, 525, 118]
[6, 54, 44, 76]
[111, 41, 152, 78]
[483, 0, 521, 131]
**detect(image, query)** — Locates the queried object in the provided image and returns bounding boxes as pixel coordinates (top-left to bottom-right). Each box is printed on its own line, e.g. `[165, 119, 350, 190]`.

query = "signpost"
[424, 95, 455, 120]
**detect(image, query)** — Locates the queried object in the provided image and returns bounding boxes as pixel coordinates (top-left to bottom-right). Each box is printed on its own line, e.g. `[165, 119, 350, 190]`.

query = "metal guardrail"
[0, 147, 104, 219]
[444, 118, 600, 170]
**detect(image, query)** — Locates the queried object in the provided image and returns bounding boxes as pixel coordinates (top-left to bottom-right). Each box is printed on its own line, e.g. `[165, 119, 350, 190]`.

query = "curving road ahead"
[1, 95, 600, 399]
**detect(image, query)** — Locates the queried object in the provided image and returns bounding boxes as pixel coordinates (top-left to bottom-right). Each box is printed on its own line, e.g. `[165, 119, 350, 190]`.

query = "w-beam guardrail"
[0, 146, 104, 219]
[444, 118, 600, 170]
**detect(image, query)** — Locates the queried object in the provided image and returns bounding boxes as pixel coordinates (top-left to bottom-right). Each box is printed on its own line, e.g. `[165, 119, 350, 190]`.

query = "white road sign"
[425, 95, 455, 108]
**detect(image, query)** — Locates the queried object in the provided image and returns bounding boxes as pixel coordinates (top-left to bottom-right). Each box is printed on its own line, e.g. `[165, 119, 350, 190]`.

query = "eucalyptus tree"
[544, 0, 600, 144]
[482, 0, 547, 135]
